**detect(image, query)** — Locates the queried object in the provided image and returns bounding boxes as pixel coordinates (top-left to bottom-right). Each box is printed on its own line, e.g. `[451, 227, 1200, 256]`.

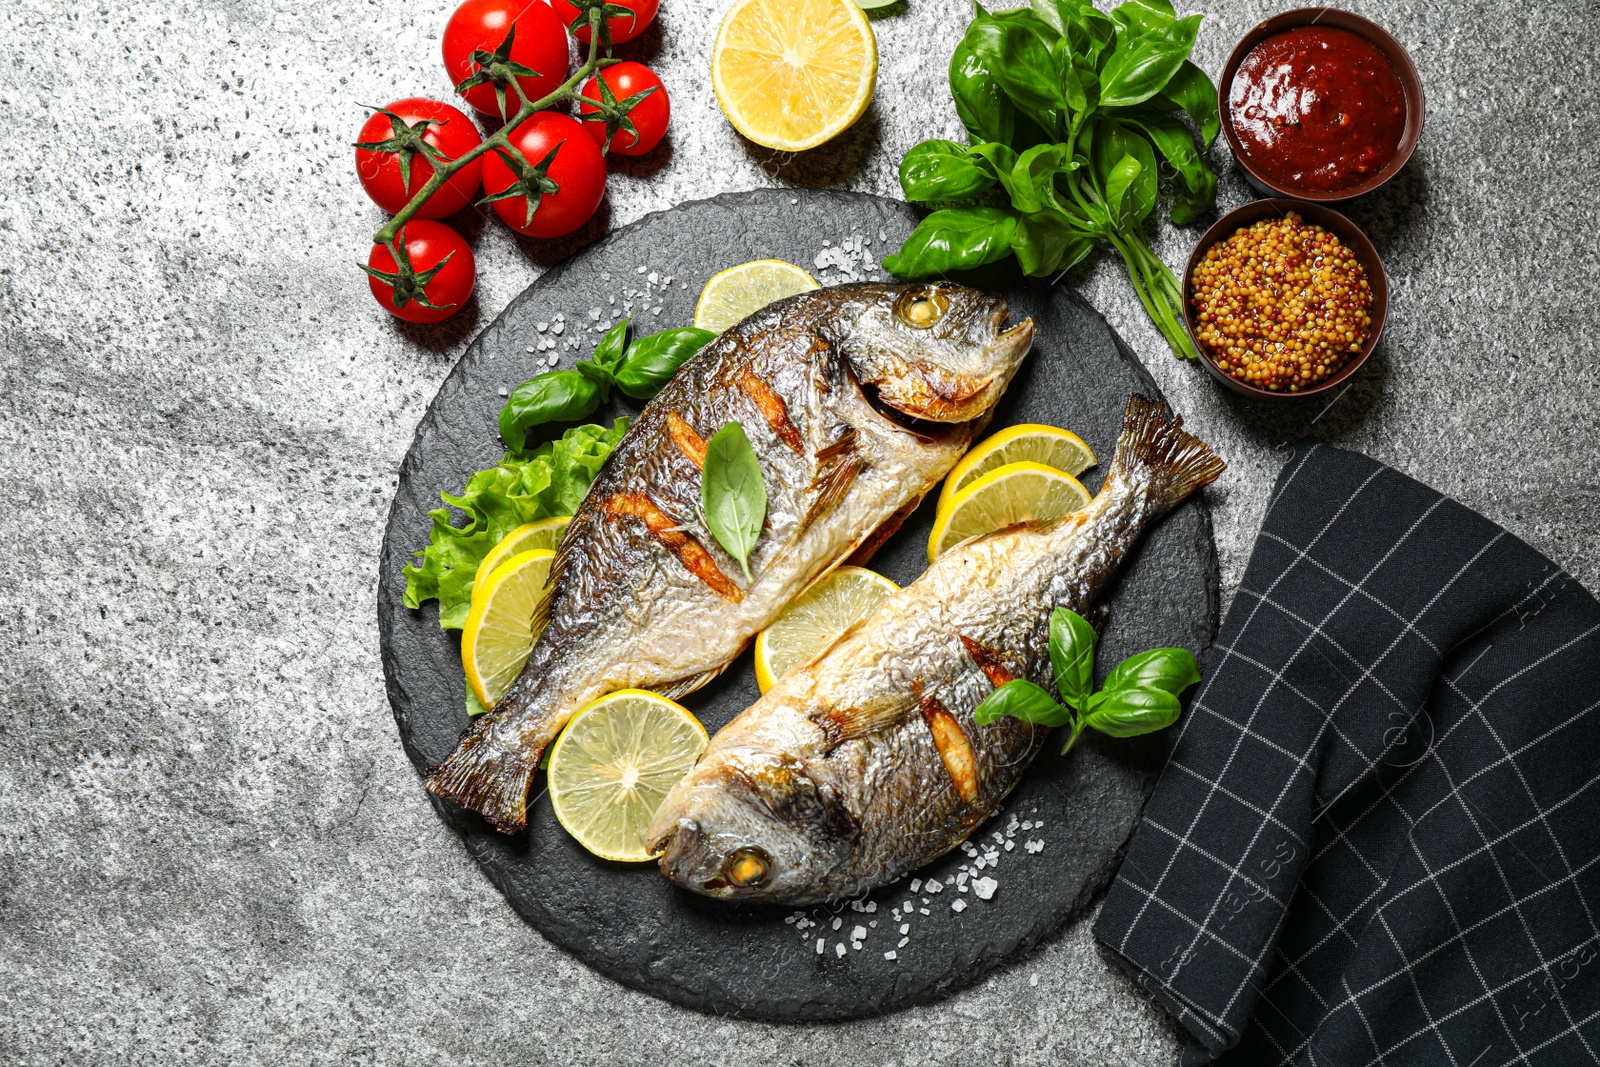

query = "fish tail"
[425, 713, 540, 833]
[1109, 394, 1225, 513]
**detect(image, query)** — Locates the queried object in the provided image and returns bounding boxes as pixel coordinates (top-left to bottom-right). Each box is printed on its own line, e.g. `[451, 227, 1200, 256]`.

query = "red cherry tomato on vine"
[355, 98, 483, 218]
[578, 62, 670, 156]
[443, 0, 570, 120]
[366, 221, 476, 324]
[482, 112, 607, 239]
[556, 0, 658, 45]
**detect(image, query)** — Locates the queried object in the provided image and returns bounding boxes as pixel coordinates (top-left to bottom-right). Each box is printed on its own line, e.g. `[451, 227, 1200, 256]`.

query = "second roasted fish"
[428, 283, 1035, 831]
[647, 395, 1224, 903]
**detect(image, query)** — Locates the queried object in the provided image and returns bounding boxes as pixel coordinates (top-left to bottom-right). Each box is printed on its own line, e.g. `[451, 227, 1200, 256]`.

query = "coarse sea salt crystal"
[816, 938, 825, 954]
[883, 950, 897, 960]
[835, 943, 847, 958]
[1005, 840, 1015, 852]
[866, 901, 877, 913]
[497, 386, 508, 397]
[898, 936, 909, 948]
[832, 917, 842, 931]
[588, 308, 601, 319]
[1030, 974, 1039, 987]
[973, 877, 998, 901]
[924, 879, 942, 894]
[910, 879, 922, 892]
[548, 355, 559, 365]
[537, 322, 548, 332]
[852, 926, 867, 940]
[899, 923, 910, 935]
[919, 907, 930, 915]
[869, 920, 877, 929]
[951, 899, 968, 913]
[636, 265, 647, 274]
[647, 271, 659, 285]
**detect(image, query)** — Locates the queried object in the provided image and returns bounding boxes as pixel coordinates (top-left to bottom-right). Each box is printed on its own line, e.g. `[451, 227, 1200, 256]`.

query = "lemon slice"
[461, 549, 556, 708]
[937, 425, 1096, 516]
[471, 517, 571, 606]
[928, 461, 1092, 562]
[710, 0, 877, 152]
[548, 690, 710, 862]
[693, 260, 820, 333]
[754, 566, 898, 692]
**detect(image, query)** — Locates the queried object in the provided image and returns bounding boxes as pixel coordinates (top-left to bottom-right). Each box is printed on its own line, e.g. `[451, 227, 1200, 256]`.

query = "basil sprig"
[973, 607, 1199, 753]
[885, 0, 1219, 360]
[700, 422, 767, 581]
[499, 319, 716, 449]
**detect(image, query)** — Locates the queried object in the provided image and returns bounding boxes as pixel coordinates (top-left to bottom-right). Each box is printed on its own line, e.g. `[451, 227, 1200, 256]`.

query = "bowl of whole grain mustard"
[1183, 199, 1387, 398]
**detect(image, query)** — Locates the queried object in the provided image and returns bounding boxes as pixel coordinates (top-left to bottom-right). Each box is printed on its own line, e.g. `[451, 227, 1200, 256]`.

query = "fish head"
[829, 283, 1034, 424]
[646, 748, 856, 903]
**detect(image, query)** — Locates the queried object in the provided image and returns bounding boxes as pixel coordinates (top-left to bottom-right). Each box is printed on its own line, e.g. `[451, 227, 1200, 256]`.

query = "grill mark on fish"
[958, 634, 1015, 688]
[740, 370, 804, 454]
[914, 683, 980, 805]
[665, 412, 708, 468]
[605, 492, 743, 602]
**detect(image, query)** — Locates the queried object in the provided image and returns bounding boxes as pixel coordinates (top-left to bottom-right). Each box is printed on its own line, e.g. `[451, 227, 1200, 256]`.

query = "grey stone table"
[2, 0, 1594, 1063]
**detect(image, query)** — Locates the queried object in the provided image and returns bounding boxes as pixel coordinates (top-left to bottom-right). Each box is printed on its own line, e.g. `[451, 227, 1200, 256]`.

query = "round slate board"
[378, 189, 1219, 1020]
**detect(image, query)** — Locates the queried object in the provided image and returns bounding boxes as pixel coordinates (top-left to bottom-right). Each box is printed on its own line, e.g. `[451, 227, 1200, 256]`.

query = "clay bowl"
[1183, 198, 1387, 400]
[1218, 7, 1425, 202]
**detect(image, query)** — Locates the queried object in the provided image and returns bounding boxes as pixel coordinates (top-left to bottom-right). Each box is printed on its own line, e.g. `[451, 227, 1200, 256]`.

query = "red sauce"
[1229, 27, 1407, 193]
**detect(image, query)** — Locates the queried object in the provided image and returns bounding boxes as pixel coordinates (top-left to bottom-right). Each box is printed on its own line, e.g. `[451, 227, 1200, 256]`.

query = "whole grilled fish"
[428, 283, 1035, 831]
[646, 396, 1224, 903]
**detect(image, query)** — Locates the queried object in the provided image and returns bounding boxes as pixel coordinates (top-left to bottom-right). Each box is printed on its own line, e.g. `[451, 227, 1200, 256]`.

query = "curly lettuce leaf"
[403, 418, 629, 630]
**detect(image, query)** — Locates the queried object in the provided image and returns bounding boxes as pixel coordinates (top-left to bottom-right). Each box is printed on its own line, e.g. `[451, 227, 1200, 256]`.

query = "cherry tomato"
[355, 98, 483, 218]
[578, 62, 670, 156]
[443, 0, 570, 120]
[481, 112, 607, 239]
[367, 221, 476, 324]
[556, 0, 658, 45]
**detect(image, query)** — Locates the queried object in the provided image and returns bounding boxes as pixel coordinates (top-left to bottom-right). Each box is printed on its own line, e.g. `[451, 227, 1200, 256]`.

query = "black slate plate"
[378, 189, 1219, 1020]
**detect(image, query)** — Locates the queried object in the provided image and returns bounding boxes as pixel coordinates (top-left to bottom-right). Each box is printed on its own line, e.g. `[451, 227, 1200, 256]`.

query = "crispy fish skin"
[427, 283, 1035, 832]
[647, 395, 1225, 904]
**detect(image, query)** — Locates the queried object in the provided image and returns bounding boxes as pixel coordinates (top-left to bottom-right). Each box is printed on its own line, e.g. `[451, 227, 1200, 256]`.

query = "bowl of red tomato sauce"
[1219, 8, 1424, 201]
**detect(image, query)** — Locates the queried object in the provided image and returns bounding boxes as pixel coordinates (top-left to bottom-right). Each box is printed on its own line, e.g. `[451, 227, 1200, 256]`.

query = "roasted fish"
[646, 395, 1224, 903]
[428, 283, 1035, 831]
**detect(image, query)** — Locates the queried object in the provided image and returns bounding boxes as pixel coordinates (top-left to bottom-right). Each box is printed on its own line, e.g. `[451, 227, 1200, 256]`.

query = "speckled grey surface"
[1, 0, 1595, 1063]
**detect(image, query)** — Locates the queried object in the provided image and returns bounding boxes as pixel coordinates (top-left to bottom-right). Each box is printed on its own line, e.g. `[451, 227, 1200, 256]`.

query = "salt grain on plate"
[832, 917, 842, 931]
[588, 308, 601, 319]
[497, 386, 508, 397]
[899, 923, 910, 935]
[951, 899, 968, 913]
[548, 355, 559, 365]
[636, 265, 647, 274]
[910, 879, 922, 892]
[973, 877, 998, 901]
[852, 926, 867, 940]
[552, 321, 564, 334]
[919, 907, 930, 915]
[537, 322, 548, 332]
[816, 938, 825, 954]
[835, 943, 846, 958]
[898, 936, 909, 948]
[924, 879, 942, 894]
[883, 950, 897, 960]
[1005, 840, 1015, 851]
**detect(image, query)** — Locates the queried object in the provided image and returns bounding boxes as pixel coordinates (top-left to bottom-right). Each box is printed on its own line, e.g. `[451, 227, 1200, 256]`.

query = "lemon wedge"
[461, 549, 556, 708]
[693, 259, 820, 333]
[937, 425, 1096, 516]
[928, 461, 1091, 562]
[471, 517, 571, 607]
[710, 0, 877, 152]
[547, 690, 710, 862]
[754, 566, 898, 692]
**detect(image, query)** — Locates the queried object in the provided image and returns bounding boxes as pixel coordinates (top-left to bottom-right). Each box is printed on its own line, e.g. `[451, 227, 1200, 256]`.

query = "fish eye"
[895, 289, 948, 329]
[724, 846, 771, 888]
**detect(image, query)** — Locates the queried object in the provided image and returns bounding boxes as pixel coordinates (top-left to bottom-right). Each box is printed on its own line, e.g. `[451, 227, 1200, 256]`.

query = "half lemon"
[694, 259, 820, 333]
[461, 549, 556, 708]
[547, 690, 710, 862]
[754, 566, 898, 692]
[928, 461, 1091, 562]
[710, 0, 877, 152]
[937, 425, 1096, 515]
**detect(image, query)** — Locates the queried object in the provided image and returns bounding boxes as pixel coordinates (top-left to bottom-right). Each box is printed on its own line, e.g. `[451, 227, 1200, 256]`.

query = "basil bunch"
[499, 319, 717, 450]
[973, 607, 1200, 753]
[885, 0, 1219, 360]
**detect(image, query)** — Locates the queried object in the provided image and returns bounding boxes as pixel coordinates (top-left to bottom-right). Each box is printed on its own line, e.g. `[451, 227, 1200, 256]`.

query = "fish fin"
[527, 517, 580, 639]
[655, 661, 734, 701]
[1110, 394, 1226, 513]
[814, 690, 919, 749]
[845, 490, 925, 567]
[799, 431, 866, 534]
[425, 714, 539, 833]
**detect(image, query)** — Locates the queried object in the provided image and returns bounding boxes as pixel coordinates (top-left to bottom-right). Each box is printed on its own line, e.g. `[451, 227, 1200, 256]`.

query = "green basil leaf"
[498, 370, 603, 450]
[1064, 2, 1118, 65]
[1092, 119, 1158, 225]
[882, 207, 1019, 278]
[1110, 0, 1177, 36]
[592, 317, 631, 370]
[614, 327, 716, 399]
[949, 31, 1014, 145]
[1082, 685, 1182, 737]
[899, 139, 999, 202]
[1101, 646, 1201, 697]
[1158, 60, 1221, 147]
[966, 13, 1066, 136]
[1027, 0, 1065, 34]
[701, 422, 767, 581]
[1120, 110, 1217, 225]
[997, 142, 1073, 213]
[1098, 13, 1200, 108]
[973, 679, 1073, 728]
[1049, 607, 1098, 712]
[1012, 209, 1094, 276]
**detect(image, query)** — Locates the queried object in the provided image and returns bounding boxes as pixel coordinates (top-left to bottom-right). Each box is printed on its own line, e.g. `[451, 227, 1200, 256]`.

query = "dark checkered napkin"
[1095, 444, 1600, 1067]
